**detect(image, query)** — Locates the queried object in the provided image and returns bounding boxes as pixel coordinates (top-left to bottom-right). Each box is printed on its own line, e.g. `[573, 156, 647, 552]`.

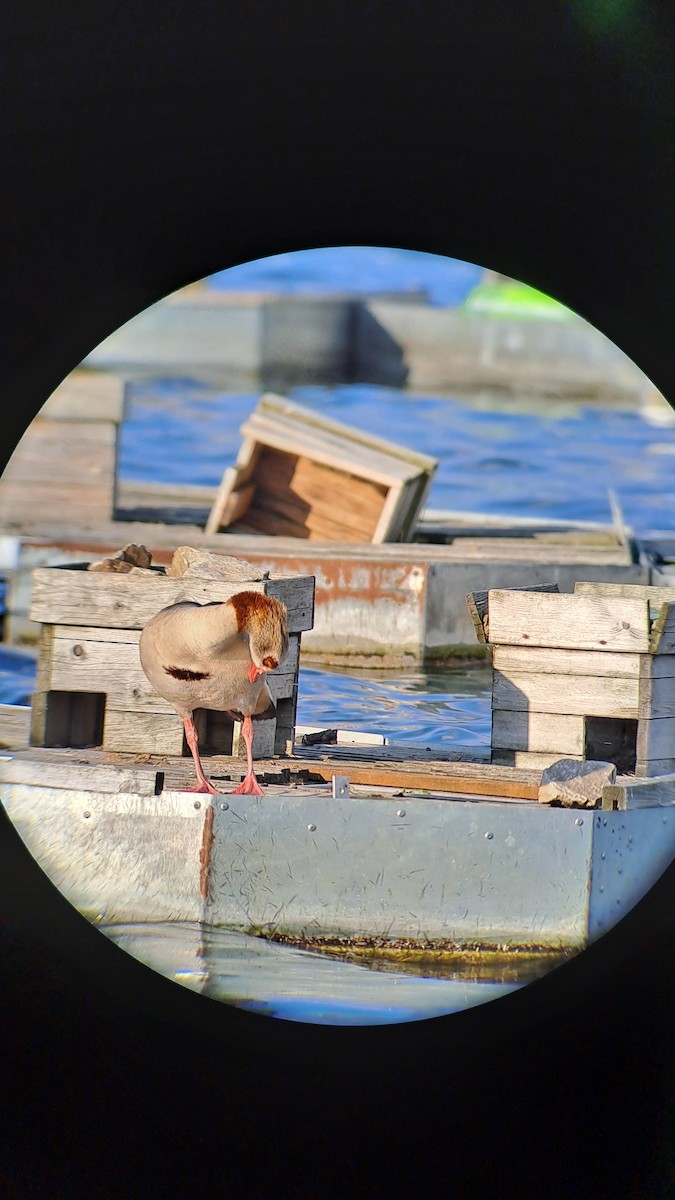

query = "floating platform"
[82, 285, 658, 402]
[3, 744, 675, 954]
[0, 517, 650, 663]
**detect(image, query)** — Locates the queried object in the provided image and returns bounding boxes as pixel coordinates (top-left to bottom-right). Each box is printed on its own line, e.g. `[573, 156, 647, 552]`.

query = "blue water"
[207, 245, 483, 307]
[101, 921, 544, 1027]
[118, 381, 675, 531]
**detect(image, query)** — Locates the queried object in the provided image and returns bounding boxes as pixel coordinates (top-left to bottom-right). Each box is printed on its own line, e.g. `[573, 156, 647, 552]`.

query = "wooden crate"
[467, 582, 675, 777]
[204, 392, 437, 542]
[0, 370, 127, 529]
[28, 565, 315, 761]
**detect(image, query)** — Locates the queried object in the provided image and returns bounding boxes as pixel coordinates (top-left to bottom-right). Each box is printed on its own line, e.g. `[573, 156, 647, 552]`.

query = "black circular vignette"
[1, 3, 675, 1198]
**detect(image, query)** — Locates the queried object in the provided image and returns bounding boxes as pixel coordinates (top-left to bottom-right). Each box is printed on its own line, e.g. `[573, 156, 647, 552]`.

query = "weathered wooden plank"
[492, 646, 675, 682]
[491, 710, 585, 755]
[637, 672, 675, 719]
[454, 542, 632, 565]
[636, 716, 675, 761]
[255, 393, 438, 472]
[466, 583, 559, 645]
[491, 646, 644, 679]
[0, 704, 31, 749]
[39, 370, 127, 422]
[635, 758, 675, 777]
[293, 760, 540, 799]
[29, 568, 315, 633]
[492, 669, 639, 718]
[491, 749, 584, 770]
[0, 752, 162, 795]
[649, 604, 675, 655]
[487, 590, 650, 652]
[574, 581, 675, 604]
[244, 411, 412, 486]
[103, 708, 185, 755]
[603, 773, 675, 810]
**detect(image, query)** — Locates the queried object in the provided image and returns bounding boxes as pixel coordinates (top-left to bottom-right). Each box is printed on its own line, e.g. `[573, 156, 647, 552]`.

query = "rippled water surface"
[119, 382, 675, 530]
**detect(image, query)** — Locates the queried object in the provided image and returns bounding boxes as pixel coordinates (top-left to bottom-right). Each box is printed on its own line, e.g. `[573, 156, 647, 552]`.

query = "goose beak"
[249, 663, 262, 683]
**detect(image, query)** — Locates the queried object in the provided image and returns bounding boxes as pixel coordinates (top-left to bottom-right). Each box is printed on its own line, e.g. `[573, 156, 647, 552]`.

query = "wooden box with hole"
[467, 581, 675, 777]
[27, 564, 315, 762]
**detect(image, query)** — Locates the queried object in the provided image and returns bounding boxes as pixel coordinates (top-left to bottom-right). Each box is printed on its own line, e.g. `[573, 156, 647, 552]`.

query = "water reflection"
[101, 921, 557, 1026]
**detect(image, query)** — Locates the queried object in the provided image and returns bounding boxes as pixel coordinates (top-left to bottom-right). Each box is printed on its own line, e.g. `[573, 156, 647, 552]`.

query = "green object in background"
[462, 280, 573, 320]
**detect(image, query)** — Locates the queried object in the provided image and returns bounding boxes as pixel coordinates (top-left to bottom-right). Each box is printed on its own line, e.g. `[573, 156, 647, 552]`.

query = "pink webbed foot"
[230, 772, 265, 796]
[189, 779, 220, 795]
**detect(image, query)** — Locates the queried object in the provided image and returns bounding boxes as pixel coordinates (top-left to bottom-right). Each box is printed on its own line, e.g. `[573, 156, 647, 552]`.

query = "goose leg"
[183, 715, 219, 794]
[230, 714, 264, 796]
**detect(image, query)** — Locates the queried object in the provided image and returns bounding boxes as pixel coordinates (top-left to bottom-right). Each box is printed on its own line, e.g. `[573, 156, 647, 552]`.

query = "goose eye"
[262, 656, 278, 670]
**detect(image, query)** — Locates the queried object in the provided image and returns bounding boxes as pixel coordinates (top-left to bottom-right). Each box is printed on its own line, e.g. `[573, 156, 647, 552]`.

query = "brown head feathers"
[227, 591, 288, 670]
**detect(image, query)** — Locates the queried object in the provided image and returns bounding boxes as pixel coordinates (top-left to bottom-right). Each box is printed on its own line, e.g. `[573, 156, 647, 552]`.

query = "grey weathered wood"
[493, 646, 675, 682]
[487, 590, 651, 653]
[491, 749, 584, 769]
[103, 709, 185, 755]
[39, 369, 127, 422]
[0, 704, 31, 749]
[29, 568, 315, 633]
[574, 581, 675, 604]
[635, 758, 675, 777]
[603, 773, 675, 810]
[0, 751, 161, 795]
[649, 604, 675, 655]
[491, 710, 585, 755]
[492, 669, 640, 718]
[466, 583, 559, 645]
[636, 717, 675, 761]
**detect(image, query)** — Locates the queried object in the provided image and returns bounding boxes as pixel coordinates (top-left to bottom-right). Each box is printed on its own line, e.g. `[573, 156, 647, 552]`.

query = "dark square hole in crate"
[33, 691, 106, 749]
[585, 716, 637, 774]
[188, 709, 235, 757]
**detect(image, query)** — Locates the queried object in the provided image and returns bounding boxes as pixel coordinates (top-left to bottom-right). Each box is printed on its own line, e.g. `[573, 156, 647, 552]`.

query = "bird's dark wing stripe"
[164, 665, 210, 681]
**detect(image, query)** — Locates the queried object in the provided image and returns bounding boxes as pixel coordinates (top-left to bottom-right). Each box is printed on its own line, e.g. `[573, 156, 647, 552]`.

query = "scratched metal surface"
[205, 792, 593, 946]
[2, 784, 206, 923]
[588, 807, 675, 941]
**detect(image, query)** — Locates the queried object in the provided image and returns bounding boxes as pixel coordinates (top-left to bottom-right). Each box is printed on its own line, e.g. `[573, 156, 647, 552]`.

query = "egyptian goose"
[139, 591, 289, 796]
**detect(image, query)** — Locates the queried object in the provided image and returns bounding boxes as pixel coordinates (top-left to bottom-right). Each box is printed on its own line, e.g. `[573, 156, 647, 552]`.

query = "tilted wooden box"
[468, 581, 675, 777]
[205, 392, 438, 543]
[28, 566, 315, 761]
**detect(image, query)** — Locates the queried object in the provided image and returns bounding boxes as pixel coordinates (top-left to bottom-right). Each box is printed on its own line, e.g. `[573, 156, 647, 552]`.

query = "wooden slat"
[649, 604, 675, 655]
[29, 569, 315, 633]
[491, 645, 675, 680]
[466, 583, 559, 645]
[0, 752, 161, 795]
[603, 773, 675, 810]
[491, 710, 585, 754]
[636, 716, 675, 761]
[39, 370, 127, 422]
[636, 758, 675, 778]
[487, 590, 651, 652]
[103, 708, 185, 755]
[491, 749, 584, 769]
[255, 393, 438, 472]
[574, 581, 675, 604]
[0, 704, 31, 749]
[492, 669, 640, 718]
[293, 760, 540, 799]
